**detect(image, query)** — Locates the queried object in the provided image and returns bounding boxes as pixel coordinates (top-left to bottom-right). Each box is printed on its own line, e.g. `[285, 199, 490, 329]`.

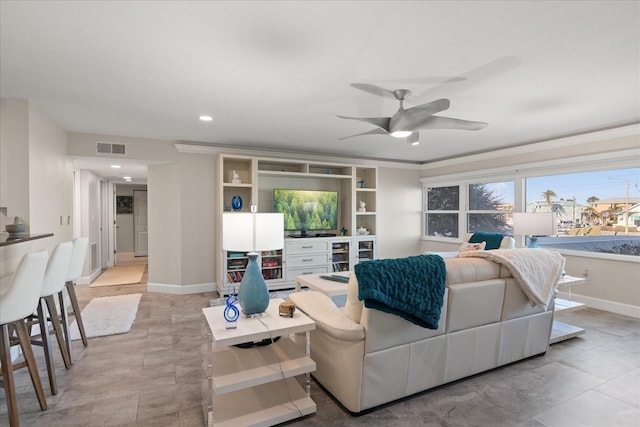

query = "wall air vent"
[96, 142, 126, 155]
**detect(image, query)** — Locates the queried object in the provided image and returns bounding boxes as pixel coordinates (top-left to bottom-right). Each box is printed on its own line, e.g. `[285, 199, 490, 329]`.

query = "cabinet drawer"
[286, 266, 330, 281]
[285, 240, 328, 254]
[286, 253, 328, 268]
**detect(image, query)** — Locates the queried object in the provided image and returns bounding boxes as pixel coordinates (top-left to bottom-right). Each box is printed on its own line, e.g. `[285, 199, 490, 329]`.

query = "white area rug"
[69, 293, 142, 340]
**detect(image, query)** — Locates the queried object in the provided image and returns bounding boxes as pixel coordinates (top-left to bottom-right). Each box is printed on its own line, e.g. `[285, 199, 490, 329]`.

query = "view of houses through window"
[424, 167, 640, 256]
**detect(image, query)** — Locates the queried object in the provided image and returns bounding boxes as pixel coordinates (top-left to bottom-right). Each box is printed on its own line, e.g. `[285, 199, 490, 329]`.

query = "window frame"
[420, 150, 640, 262]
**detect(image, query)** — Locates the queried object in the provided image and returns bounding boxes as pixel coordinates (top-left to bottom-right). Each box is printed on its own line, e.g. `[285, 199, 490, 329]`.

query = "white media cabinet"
[215, 154, 378, 295]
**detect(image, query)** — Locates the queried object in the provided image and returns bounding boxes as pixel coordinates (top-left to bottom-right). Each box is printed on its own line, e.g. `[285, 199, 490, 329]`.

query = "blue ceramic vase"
[231, 195, 243, 211]
[238, 253, 269, 315]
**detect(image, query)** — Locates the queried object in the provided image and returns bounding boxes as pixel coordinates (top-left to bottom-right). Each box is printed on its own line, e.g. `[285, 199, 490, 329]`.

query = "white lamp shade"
[513, 212, 556, 236]
[222, 212, 284, 252]
[254, 213, 284, 251]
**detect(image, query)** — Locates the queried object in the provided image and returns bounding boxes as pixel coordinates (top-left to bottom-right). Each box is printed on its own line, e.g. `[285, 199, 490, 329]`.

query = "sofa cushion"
[446, 279, 505, 333]
[501, 278, 545, 320]
[289, 291, 365, 341]
[344, 272, 363, 323]
[445, 257, 503, 285]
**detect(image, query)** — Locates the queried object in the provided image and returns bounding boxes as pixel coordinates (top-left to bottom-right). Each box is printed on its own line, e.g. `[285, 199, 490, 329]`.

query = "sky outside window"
[526, 168, 640, 205]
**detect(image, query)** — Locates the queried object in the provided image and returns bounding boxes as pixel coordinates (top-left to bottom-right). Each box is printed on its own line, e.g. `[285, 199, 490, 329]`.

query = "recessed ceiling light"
[110, 164, 121, 169]
[123, 176, 132, 180]
[199, 115, 213, 122]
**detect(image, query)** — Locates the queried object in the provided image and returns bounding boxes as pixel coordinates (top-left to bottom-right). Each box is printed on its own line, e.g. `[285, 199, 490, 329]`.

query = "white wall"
[0, 99, 73, 277]
[147, 163, 182, 287]
[179, 154, 216, 285]
[0, 99, 30, 231]
[28, 104, 74, 242]
[377, 166, 422, 259]
[78, 170, 102, 280]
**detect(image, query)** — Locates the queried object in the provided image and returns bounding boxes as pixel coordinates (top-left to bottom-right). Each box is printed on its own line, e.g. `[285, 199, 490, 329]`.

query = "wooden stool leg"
[0, 324, 20, 427]
[15, 320, 47, 411]
[57, 291, 73, 364]
[35, 301, 57, 395]
[65, 281, 88, 347]
[44, 295, 72, 369]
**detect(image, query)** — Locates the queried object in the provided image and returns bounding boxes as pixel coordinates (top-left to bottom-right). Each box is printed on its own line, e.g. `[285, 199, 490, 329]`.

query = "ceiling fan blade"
[350, 83, 397, 99]
[407, 132, 420, 145]
[339, 128, 389, 140]
[421, 116, 488, 131]
[336, 115, 391, 132]
[390, 99, 451, 133]
[408, 98, 451, 116]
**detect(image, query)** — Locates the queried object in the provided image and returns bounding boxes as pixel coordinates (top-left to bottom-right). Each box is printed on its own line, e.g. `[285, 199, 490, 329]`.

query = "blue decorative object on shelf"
[231, 195, 243, 211]
[238, 253, 270, 315]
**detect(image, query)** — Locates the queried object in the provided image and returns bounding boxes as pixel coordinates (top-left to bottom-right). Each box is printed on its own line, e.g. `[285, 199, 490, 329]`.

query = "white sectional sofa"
[290, 255, 558, 413]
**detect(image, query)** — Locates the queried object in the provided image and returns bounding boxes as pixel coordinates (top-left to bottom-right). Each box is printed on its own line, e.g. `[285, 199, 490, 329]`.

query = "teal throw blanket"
[469, 232, 505, 250]
[355, 255, 446, 329]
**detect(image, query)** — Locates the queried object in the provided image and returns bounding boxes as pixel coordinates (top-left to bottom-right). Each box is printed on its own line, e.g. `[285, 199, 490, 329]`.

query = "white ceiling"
[1, 1, 639, 181]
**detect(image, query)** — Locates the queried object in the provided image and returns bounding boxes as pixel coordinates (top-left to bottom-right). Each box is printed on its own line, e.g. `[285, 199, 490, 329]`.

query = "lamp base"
[238, 253, 270, 315]
[528, 236, 539, 248]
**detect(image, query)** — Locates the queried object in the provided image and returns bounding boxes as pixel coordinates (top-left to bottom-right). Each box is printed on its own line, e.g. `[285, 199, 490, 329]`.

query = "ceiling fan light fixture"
[390, 130, 412, 138]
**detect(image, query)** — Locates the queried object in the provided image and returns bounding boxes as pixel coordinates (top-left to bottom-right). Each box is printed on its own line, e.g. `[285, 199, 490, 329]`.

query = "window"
[525, 168, 640, 256]
[468, 181, 514, 234]
[424, 180, 514, 238]
[425, 185, 459, 238]
[423, 165, 640, 258]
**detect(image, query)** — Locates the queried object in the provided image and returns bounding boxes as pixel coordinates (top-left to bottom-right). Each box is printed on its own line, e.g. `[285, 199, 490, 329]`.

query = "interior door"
[133, 190, 148, 256]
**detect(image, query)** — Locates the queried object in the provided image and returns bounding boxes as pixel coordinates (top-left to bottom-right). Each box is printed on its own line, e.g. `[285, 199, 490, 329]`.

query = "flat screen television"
[273, 189, 338, 237]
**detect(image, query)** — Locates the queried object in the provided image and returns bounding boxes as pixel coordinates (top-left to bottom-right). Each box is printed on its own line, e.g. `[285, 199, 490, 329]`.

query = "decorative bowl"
[6, 223, 26, 236]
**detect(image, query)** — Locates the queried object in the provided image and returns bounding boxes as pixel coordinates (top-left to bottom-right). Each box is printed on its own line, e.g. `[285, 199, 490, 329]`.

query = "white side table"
[201, 298, 316, 426]
[550, 275, 587, 344]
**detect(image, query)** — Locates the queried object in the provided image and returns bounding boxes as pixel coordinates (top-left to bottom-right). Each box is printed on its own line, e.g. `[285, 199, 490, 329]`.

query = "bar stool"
[0, 250, 49, 427]
[60, 237, 89, 361]
[28, 241, 73, 395]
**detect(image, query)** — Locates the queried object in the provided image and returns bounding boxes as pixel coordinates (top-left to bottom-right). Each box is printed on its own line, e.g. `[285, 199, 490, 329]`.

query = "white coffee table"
[201, 298, 316, 426]
[295, 272, 351, 296]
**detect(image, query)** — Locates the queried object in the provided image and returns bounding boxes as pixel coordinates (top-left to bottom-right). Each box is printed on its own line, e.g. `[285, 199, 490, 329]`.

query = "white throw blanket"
[460, 249, 565, 309]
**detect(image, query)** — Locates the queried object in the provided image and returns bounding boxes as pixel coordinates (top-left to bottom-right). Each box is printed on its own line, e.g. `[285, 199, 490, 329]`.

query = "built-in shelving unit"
[356, 238, 376, 263]
[216, 154, 377, 294]
[331, 241, 351, 272]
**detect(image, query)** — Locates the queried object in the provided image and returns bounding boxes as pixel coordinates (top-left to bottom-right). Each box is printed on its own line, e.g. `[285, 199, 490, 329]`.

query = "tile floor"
[1, 267, 638, 426]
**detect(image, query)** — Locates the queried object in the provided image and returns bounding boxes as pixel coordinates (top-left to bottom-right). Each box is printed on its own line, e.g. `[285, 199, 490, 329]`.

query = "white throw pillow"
[459, 241, 486, 252]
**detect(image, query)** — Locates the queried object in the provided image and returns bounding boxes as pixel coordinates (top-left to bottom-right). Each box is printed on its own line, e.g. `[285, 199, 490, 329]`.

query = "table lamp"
[512, 212, 556, 248]
[222, 208, 284, 315]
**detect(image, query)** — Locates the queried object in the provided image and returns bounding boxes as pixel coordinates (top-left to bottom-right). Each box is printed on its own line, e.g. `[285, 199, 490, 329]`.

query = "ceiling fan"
[337, 83, 488, 145]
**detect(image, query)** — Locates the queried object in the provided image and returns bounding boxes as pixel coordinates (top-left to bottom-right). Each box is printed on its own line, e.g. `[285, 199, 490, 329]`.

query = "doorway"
[115, 184, 148, 264]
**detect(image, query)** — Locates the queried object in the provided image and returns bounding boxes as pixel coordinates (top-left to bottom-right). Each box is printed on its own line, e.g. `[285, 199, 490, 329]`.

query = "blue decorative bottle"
[238, 253, 269, 315]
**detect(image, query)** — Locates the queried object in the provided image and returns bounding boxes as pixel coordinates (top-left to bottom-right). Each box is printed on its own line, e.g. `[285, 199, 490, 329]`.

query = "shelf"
[212, 338, 315, 394]
[550, 321, 585, 344]
[208, 378, 316, 427]
[223, 183, 253, 188]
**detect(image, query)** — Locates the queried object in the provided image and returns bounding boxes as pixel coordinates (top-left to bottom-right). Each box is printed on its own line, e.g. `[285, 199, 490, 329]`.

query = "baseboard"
[147, 281, 216, 295]
[76, 270, 100, 286]
[557, 291, 640, 318]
